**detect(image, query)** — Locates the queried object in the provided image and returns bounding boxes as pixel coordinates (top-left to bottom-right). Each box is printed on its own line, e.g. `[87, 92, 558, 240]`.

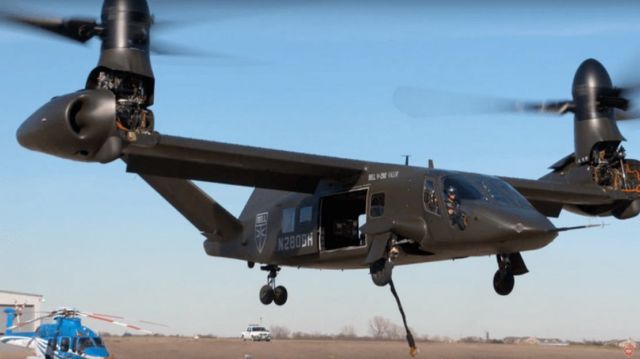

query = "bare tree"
[387, 323, 404, 340]
[337, 325, 357, 339]
[368, 316, 406, 340]
[368, 316, 392, 339]
[270, 325, 291, 339]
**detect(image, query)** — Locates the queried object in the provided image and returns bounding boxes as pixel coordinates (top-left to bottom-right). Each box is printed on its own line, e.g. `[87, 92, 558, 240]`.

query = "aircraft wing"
[501, 177, 625, 217]
[124, 132, 368, 193]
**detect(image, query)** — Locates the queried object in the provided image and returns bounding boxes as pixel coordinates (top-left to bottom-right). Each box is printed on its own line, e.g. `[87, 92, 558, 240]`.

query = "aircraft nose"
[507, 212, 556, 236]
[469, 204, 557, 246]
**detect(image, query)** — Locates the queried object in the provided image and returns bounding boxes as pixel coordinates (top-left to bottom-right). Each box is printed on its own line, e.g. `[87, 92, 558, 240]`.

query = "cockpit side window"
[59, 337, 70, 352]
[443, 176, 483, 200]
[423, 179, 441, 215]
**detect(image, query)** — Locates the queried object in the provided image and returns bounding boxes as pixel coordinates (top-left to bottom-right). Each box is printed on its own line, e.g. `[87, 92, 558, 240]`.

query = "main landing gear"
[369, 245, 399, 287]
[369, 240, 417, 357]
[493, 253, 529, 296]
[259, 265, 288, 306]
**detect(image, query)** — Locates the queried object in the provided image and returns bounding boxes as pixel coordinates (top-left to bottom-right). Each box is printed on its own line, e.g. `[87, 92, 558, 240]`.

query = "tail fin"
[4, 308, 16, 335]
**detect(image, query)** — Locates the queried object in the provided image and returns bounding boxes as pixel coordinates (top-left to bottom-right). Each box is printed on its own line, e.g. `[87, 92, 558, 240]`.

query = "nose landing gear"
[493, 254, 515, 295]
[259, 265, 288, 306]
[493, 253, 528, 296]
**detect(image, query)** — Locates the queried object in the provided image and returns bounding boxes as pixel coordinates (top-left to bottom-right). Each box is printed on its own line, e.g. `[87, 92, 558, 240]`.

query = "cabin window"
[370, 193, 385, 217]
[423, 179, 441, 215]
[282, 208, 296, 233]
[60, 337, 70, 352]
[299, 206, 312, 223]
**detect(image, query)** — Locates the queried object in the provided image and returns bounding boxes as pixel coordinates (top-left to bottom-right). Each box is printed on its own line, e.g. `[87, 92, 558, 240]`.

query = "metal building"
[0, 290, 45, 333]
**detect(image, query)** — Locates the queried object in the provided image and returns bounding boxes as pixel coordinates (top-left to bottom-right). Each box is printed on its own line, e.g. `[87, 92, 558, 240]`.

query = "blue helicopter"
[1, 307, 154, 359]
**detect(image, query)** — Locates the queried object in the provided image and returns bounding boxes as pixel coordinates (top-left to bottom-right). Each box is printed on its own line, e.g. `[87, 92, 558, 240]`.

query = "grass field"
[0, 337, 629, 359]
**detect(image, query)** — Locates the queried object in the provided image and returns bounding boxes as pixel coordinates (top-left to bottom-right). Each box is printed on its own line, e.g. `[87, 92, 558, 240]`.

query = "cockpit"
[442, 174, 532, 209]
[76, 337, 105, 352]
[424, 173, 534, 230]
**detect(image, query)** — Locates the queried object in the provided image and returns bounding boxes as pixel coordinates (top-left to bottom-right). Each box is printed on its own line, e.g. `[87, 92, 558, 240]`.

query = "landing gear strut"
[369, 243, 400, 287]
[493, 254, 515, 296]
[259, 265, 288, 306]
[369, 240, 417, 356]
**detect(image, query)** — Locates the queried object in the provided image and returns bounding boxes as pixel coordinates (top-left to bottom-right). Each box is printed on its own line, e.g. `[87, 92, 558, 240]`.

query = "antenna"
[403, 155, 411, 166]
[428, 159, 434, 169]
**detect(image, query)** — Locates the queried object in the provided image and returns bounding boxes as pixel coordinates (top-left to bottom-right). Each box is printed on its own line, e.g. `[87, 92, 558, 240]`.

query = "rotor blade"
[7, 312, 54, 331]
[82, 311, 167, 328]
[0, 11, 99, 43]
[84, 312, 125, 320]
[137, 320, 169, 328]
[392, 86, 572, 118]
[150, 39, 262, 66]
[616, 109, 640, 121]
[78, 312, 153, 334]
[150, 39, 215, 57]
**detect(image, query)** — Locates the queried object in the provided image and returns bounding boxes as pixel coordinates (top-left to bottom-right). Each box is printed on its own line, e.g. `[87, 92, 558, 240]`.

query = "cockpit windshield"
[77, 337, 105, 351]
[442, 174, 531, 209]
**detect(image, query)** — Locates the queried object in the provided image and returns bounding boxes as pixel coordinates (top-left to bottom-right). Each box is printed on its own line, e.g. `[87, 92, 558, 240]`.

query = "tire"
[493, 270, 515, 296]
[370, 258, 393, 287]
[273, 286, 288, 306]
[260, 285, 275, 305]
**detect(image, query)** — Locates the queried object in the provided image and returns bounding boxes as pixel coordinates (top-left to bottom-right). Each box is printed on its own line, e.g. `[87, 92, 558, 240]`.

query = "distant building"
[0, 290, 45, 333]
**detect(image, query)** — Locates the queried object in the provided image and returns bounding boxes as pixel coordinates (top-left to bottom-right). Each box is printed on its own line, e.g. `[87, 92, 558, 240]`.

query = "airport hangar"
[0, 290, 45, 333]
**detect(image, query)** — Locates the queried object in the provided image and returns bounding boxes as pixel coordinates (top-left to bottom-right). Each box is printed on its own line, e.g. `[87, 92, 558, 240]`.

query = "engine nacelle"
[613, 199, 640, 220]
[17, 89, 123, 163]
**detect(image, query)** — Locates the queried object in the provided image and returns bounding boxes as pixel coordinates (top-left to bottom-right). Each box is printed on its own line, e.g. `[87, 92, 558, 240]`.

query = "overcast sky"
[0, 0, 638, 341]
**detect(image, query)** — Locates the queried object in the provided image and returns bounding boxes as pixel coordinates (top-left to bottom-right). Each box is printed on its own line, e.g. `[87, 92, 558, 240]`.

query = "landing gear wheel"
[273, 286, 288, 306]
[259, 265, 288, 305]
[370, 258, 394, 287]
[259, 285, 274, 305]
[493, 270, 515, 296]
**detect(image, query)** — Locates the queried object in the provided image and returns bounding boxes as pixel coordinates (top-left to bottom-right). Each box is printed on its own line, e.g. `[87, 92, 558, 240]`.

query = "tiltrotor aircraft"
[5, 0, 640, 355]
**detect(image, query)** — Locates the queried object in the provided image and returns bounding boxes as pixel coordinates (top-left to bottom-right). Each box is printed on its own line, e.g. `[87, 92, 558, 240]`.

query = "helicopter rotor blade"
[0, 11, 100, 43]
[77, 312, 154, 334]
[83, 312, 125, 320]
[80, 311, 167, 328]
[137, 319, 169, 328]
[7, 312, 55, 331]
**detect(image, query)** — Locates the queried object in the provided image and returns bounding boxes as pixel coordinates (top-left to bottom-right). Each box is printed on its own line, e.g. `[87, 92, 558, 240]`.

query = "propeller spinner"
[11, 0, 158, 163]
